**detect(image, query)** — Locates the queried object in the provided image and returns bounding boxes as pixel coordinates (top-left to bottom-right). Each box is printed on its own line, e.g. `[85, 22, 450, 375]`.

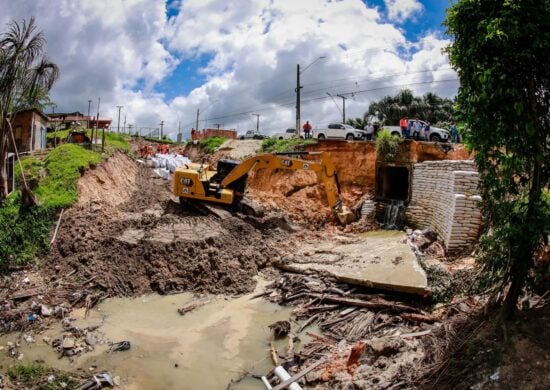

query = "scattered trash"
[41, 304, 53, 317]
[110, 341, 131, 352]
[28, 313, 38, 322]
[76, 372, 114, 390]
[490, 369, 500, 381]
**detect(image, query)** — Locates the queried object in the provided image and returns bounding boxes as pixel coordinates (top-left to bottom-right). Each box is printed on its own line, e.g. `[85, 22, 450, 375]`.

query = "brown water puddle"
[1, 282, 310, 389]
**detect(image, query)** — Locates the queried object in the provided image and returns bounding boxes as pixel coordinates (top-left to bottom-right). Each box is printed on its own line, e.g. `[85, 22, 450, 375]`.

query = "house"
[49, 112, 112, 130]
[10, 108, 50, 153]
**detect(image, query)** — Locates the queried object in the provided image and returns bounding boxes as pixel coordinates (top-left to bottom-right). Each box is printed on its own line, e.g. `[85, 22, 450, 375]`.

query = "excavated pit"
[46, 153, 292, 297]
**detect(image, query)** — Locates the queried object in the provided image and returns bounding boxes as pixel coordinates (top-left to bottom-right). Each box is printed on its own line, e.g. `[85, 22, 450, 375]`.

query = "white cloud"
[384, 0, 424, 23]
[0, 0, 456, 140]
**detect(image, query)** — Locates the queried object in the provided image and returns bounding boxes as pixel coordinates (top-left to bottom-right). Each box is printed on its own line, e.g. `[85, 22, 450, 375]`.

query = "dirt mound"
[246, 146, 370, 226]
[77, 152, 138, 208]
[48, 168, 288, 297]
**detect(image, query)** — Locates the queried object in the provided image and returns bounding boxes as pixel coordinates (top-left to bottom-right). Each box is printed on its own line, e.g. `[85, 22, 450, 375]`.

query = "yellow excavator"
[172, 151, 355, 225]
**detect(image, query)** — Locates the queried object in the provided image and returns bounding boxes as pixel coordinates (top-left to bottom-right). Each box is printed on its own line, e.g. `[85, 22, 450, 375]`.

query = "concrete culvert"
[376, 165, 410, 201]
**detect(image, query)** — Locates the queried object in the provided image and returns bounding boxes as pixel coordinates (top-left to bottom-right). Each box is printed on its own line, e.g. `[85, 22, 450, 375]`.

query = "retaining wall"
[406, 160, 482, 253]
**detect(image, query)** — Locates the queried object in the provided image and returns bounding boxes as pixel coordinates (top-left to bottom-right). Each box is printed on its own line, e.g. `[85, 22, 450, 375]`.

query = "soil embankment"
[247, 141, 471, 226]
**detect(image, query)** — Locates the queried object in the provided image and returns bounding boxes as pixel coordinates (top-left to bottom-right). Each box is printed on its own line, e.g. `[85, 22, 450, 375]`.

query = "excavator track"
[178, 197, 233, 220]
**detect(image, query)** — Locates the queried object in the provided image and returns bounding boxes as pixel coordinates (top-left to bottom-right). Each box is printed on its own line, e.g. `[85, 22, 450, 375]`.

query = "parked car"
[313, 123, 367, 141]
[272, 128, 303, 140]
[383, 120, 450, 142]
[239, 130, 267, 140]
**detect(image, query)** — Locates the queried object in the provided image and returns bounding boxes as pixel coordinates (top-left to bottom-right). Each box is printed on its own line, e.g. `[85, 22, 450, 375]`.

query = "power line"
[200, 78, 459, 123]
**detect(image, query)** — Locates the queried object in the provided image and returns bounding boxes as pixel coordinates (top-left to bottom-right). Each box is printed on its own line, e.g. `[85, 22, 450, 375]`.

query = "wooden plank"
[9, 288, 43, 300]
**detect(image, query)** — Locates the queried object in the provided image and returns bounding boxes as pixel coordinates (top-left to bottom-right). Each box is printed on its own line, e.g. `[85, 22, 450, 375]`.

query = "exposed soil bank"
[247, 140, 471, 226]
[77, 151, 138, 208]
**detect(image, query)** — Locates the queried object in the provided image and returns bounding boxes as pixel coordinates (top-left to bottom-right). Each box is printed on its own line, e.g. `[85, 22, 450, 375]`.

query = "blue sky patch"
[154, 54, 213, 100]
[363, 0, 450, 41]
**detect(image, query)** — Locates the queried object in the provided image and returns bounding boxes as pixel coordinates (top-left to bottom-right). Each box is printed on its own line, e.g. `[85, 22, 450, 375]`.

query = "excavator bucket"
[336, 205, 356, 225]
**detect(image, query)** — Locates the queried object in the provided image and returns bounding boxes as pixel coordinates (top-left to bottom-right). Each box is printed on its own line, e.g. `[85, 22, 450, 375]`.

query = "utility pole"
[296, 64, 301, 137]
[159, 121, 164, 140]
[116, 105, 123, 134]
[252, 114, 260, 132]
[213, 123, 221, 129]
[128, 124, 133, 136]
[123, 115, 126, 134]
[195, 108, 200, 132]
[87, 99, 92, 130]
[94, 97, 103, 153]
[337, 94, 348, 123]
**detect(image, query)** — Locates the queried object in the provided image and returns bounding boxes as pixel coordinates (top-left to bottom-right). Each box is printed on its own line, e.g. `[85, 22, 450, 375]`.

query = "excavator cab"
[211, 159, 248, 198]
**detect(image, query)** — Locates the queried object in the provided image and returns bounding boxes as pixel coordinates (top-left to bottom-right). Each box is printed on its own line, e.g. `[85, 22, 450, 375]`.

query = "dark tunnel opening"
[376, 165, 410, 201]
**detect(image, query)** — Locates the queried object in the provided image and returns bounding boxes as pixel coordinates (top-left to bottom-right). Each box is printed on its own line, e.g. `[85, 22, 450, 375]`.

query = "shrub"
[260, 138, 316, 153]
[375, 129, 401, 161]
[200, 136, 228, 154]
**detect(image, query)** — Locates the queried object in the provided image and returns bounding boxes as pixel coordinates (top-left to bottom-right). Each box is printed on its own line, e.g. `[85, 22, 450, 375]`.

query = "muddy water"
[1, 284, 308, 389]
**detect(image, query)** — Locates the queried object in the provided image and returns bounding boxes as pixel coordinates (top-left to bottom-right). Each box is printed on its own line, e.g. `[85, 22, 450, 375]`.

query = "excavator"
[172, 151, 355, 225]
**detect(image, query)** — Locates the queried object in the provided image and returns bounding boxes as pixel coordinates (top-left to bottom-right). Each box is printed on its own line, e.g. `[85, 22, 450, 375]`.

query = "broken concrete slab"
[275, 231, 429, 295]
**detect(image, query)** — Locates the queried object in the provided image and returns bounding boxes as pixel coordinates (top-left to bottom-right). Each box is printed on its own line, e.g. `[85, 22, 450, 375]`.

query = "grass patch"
[7, 362, 80, 389]
[1, 137, 129, 271]
[260, 138, 317, 153]
[200, 136, 228, 154]
[36, 144, 101, 208]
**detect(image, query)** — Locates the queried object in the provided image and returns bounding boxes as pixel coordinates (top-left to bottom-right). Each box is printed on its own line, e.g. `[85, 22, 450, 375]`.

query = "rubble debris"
[257, 273, 448, 388]
[269, 320, 291, 338]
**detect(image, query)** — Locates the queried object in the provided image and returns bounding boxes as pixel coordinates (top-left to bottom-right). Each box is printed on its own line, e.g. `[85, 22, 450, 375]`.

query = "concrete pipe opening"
[376, 165, 410, 201]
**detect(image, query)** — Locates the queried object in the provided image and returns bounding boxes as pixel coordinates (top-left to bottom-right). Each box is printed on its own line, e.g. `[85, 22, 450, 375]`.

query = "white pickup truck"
[383, 120, 450, 142]
[272, 128, 303, 140]
[313, 123, 367, 141]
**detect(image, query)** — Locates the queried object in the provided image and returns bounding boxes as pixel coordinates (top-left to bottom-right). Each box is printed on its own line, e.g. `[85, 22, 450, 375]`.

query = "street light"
[296, 56, 326, 137]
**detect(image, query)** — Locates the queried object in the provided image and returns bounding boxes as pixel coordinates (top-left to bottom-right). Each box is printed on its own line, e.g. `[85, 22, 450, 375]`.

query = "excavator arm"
[220, 152, 355, 224]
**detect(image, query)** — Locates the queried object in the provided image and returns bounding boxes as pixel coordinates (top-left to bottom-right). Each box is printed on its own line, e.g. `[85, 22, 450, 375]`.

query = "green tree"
[364, 89, 454, 126]
[445, 0, 550, 319]
[345, 117, 366, 129]
[0, 18, 59, 201]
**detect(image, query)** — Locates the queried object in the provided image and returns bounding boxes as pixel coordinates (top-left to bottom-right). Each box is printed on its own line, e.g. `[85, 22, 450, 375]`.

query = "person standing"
[451, 122, 458, 143]
[399, 116, 408, 138]
[303, 121, 312, 139]
[191, 128, 196, 140]
[412, 119, 422, 139]
[424, 121, 431, 141]
[363, 122, 374, 140]
[406, 120, 413, 139]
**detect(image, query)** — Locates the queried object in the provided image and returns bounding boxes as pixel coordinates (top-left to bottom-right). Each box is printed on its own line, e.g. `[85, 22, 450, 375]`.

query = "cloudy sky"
[1, 0, 458, 139]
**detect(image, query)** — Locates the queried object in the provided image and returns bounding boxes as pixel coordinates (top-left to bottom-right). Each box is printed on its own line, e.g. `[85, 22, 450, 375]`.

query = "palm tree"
[346, 117, 366, 129]
[0, 17, 59, 201]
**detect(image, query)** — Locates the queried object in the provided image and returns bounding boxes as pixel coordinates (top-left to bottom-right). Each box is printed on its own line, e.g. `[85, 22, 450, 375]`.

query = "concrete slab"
[276, 231, 429, 295]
